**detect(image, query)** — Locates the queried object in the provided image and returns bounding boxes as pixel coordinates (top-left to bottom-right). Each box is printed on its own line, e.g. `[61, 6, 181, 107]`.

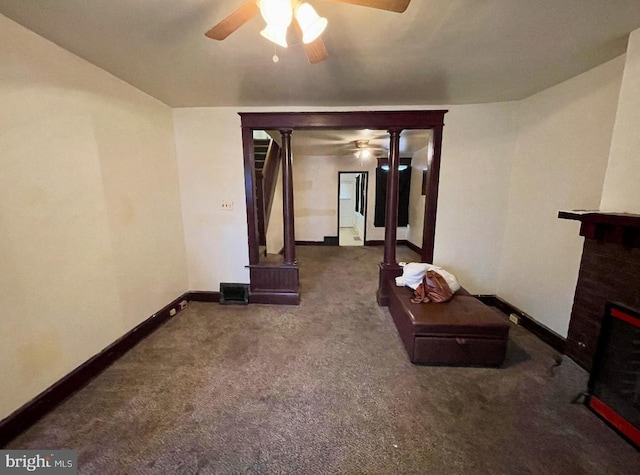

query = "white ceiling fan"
[350, 140, 387, 167]
[205, 0, 411, 63]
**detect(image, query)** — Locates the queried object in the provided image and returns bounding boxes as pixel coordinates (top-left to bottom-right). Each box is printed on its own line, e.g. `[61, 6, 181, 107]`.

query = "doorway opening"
[338, 171, 368, 246]
[239, 110, 448, 305]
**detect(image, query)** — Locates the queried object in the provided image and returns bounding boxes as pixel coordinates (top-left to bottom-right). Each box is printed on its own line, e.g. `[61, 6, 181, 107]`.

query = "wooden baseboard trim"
[295, 239, 341, 247]
[403, 240, 422, 256]
[186, 291, 221, 303]
[249, 291, 300, 305]
[295, 241, 325, 246]
[365, 239, 421, 254]
[475, 294, 566, 353]
[0, 293, 190, 448]
[295, 239, 419, 253]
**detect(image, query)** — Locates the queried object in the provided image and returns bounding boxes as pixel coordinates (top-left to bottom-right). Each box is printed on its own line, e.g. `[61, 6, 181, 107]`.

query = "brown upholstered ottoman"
[388, 283, 510, 366]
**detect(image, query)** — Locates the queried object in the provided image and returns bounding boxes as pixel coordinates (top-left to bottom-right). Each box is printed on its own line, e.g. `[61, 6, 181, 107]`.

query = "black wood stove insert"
[588, 302, 640, 448]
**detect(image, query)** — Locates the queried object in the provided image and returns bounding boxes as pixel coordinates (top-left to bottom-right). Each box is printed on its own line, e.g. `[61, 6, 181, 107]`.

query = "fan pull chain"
[273, 44, 279, 63]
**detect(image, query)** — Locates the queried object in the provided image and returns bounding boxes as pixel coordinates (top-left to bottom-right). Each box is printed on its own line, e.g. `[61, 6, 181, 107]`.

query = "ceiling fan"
[351, 140, 387, 166]
[354, 139, 386, 154]
[205, 0, 411, 64]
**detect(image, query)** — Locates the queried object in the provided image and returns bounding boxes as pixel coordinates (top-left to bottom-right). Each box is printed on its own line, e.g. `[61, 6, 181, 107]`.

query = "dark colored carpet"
[8, 246, 640, 474]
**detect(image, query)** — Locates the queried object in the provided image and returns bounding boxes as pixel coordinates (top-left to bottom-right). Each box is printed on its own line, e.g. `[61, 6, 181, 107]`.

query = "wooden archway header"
[240, 110, 448, 305]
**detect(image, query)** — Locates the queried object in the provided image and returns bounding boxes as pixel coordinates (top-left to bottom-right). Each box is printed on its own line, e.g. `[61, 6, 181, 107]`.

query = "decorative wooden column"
[281, 129, 296, 265]
[248, 129, 300, 305]
[242, 126, 260, 265]
[377, 129, 404, 306]
[422, 125, 444, 263]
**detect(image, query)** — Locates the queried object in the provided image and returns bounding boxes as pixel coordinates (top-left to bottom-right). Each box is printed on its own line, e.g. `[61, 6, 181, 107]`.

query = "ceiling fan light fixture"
[360, 149, 371, 159]
[260, 24, 289, 48]
[354, 140, 373, 161]
[259, 0, 293, 28]
[295, 3, 327, 44]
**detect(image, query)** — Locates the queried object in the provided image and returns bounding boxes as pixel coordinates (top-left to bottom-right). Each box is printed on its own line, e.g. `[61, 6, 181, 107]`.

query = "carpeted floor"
[8, 246, 640, 474]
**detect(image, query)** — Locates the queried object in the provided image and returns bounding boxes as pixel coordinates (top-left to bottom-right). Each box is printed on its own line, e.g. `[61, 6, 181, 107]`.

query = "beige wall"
[497, 56, 625, 337]
[433, 102, 518, 292]
[601, 28, 640, 214]
[172, 108, 251, 288]
[408, 147, 428, 249]
[294, 154, 342, 241]
[293, 153, 386, 241]
[0, 16, 188, 419]
[293, 152, 415, 243]
[173, 104, 518, 294]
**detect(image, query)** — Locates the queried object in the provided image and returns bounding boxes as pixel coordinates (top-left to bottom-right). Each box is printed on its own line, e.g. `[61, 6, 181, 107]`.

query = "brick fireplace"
[559, 211, 640, 371]
[559, 211, 640, 446]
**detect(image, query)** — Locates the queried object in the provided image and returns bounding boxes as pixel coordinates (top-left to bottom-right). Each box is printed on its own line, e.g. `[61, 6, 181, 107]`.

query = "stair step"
[254, 138, 270, 155]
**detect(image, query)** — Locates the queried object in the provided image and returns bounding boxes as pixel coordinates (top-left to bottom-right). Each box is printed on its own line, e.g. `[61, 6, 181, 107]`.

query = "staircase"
[254, 139, 270, 177]
[248, 136, 297, 303]
[254, 138, 281, 250]
[254, 139, 269, 248]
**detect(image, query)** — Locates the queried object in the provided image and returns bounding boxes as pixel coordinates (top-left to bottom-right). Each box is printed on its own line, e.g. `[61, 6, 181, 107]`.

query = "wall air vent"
[219, 283, 250, 305]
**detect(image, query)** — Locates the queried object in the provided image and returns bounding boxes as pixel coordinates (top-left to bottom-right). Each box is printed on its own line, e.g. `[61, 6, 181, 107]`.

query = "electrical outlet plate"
[509, 313, 520, 325]
[221, 200, 233, 210]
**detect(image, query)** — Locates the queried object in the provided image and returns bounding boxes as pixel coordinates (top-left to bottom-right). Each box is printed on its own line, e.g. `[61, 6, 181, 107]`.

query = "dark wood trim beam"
[558, 210, 640, 249]
[422, 125, 444, 263]
[239, 110, 447, 130]
[377, 129, 403, 305]
[383, 129, 402, 266]
[242, 127, 260, 265]
[558, 210, 640, 228]
[280, 129, 296, 265]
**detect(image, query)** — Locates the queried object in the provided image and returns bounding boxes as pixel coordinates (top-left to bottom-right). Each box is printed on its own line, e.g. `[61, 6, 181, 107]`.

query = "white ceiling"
[2, 0, 640, 108]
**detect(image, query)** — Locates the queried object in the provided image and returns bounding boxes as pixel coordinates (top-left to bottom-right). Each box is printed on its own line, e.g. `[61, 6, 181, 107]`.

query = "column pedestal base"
[376, 263, 403, 306]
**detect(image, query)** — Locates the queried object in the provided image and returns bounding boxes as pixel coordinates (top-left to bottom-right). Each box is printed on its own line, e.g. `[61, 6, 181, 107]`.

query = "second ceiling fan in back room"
[205, 0, 411, 64]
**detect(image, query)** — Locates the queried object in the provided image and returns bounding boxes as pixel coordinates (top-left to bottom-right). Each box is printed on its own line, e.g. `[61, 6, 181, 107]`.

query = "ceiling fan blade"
[293, 19, 329, 64]
[302, 37, 329, 64]
[205, 1, 260, 40]
[321, 0, 410, 13]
